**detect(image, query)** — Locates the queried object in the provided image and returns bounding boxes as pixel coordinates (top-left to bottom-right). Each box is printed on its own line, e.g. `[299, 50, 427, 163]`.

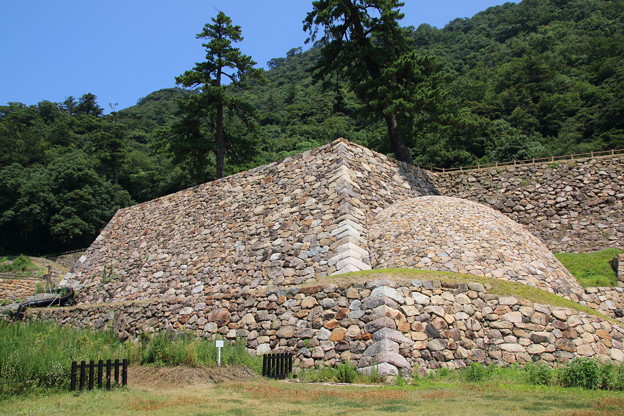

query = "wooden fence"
[262, 353, 292, 379]
[70, 359, 128, 391]
[427, 148, 624, 173]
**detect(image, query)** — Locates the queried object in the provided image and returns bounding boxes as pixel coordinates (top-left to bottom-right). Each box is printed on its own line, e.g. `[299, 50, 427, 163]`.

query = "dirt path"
[128, 366, 258, 389]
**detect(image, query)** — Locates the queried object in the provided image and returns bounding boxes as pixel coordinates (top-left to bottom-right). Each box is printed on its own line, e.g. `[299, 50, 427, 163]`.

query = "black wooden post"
[262, 354, 267, 377]
[88, 360, 94, 390]
[70, 361, 77, 391]
[97, 359, 103, 389]
[122, 359, 128, 387]
[106, 359, 112, 390]
[114, 359, 120, 386]
[288, 352, 292, 374]
[79, 360, 86, 390]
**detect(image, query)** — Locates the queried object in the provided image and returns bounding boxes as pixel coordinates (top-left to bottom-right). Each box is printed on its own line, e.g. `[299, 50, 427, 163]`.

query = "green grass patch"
[309, 268, 614, 322]
[0, 321, 260, 398]
[555, 248, 623, 287]
[0, 254, 42, 275]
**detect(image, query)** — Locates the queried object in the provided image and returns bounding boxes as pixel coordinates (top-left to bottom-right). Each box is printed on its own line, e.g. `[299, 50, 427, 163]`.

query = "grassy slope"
[555, 249, 624, 287]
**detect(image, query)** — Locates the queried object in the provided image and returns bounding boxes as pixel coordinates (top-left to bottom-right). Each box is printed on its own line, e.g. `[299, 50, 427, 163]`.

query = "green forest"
[1, 0, 622, 253]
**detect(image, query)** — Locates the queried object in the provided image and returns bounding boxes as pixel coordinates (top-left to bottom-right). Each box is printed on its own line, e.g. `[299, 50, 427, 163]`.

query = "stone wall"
[368, 196, 582, 297]
[611, 254, 624, 283]
[0, 278, 37, 301]
[431, 156, 624, 253]
[62, 139, 438, 304]
[31, 277, 624, 374]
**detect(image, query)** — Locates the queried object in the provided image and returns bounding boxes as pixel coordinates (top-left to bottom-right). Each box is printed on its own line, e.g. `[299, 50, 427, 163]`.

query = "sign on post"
[216, 340, 224, 366]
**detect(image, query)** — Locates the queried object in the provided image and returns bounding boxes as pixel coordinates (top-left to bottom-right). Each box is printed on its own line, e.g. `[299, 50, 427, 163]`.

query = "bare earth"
[128, 366, 258, 389]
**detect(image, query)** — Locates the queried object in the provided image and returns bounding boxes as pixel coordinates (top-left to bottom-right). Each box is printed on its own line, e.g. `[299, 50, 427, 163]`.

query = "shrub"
[463, 363, 489, 382]
[437, 367, 450, 378]
[335, 362, 358, 383]
[558, 358, 601, 389]
[525, 362, 552, 385]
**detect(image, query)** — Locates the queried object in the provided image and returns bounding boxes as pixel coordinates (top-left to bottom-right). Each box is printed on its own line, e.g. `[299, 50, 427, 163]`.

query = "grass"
[0, 321, 261, 398]
[555, 248, 623, 287]
[0, 254, 44, 275]
[1, 378, 624, 416]
[308, 268, 614, 322]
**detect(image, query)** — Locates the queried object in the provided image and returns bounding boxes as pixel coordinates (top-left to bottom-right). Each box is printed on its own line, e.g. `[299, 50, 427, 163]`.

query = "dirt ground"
[128, 366, 258, 389]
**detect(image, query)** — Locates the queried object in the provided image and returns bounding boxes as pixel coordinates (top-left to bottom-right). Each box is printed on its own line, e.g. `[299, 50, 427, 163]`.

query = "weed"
[463, 363, 489, 382]
[394, 371, 407, 386]
[335, 362, 358, 383]
[524, 362, 552, 385]
[437, 367, 450, 378]
[100, 261, 120, 284]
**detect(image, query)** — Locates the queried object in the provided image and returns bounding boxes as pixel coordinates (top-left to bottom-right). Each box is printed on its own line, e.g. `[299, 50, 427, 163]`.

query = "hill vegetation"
[1, 0, 622, 253]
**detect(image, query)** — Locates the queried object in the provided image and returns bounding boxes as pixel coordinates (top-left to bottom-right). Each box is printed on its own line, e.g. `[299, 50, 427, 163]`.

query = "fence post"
[122, 359, 128, 387]
[97, 359, 103, 389]
[106, 359, 112, 391]
[262, 354, 267, 377]
[114, 359, 120, 386]
[70, 361, 77, 391]
[79, 360, 86, 390]
[88, 360, 94, 390]
[287, 353, 292, 376]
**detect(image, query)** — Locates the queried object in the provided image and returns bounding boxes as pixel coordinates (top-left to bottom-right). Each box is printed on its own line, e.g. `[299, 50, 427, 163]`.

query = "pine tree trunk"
[384, 112, 413, 164]
[215, 104, 225, 179]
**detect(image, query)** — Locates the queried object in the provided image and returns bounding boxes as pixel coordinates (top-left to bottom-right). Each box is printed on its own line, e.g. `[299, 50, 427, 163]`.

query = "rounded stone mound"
[369, 196, 582, 296]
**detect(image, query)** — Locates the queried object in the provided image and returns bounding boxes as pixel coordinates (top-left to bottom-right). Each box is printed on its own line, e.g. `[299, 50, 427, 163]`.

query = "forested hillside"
[1, 0, 622, 253]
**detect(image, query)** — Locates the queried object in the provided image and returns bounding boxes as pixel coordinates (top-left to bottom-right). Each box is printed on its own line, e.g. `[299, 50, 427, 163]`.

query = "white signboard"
[216, 339, 224, 366]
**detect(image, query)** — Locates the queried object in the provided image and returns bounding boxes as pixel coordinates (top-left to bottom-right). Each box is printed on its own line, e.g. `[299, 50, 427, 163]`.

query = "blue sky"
[0, 1, 517, 112]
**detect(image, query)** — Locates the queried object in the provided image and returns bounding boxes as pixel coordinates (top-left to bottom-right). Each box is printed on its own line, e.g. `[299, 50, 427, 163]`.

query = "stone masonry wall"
[431, 156, 624, 253]
[0, 278, 37, 301]
[611, 254, 624, 283]
[32, 278, 624, 374]
[63, 139, 438, 304]
[369, 196, 582, 297]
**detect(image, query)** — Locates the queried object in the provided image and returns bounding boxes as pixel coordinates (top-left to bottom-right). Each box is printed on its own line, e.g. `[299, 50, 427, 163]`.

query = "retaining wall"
[432, 156, 624, 253]
[30, 278, 624, 374]
[0, 278, 37, 302]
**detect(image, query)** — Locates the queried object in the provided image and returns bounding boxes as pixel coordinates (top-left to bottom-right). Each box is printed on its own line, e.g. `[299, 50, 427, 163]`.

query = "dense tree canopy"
[1, 0, 622, 252]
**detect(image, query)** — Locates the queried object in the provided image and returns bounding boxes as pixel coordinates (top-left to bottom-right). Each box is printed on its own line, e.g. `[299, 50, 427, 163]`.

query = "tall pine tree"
[304, 0, 450, 163]
[171, 12, 263, 179]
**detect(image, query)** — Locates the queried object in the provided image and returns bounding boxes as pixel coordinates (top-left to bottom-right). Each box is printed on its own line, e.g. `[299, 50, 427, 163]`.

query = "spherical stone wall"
[369, 196, 582, 296]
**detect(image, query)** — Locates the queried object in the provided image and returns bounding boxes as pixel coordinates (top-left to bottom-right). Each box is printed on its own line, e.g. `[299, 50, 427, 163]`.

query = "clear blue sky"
[0, 0, 517, 112]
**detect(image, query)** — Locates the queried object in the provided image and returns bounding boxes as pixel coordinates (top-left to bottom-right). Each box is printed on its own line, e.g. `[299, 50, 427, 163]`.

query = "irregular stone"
[364, 317, 396, 333]
[370, 286, 405, 304]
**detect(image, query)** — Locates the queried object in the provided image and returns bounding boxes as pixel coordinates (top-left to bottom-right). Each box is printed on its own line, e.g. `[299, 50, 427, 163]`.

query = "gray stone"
[370, 286, 405, 304]
[364, 317, 397, 333]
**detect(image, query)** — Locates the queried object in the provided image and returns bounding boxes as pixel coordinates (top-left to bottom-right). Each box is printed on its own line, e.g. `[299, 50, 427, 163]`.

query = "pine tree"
[173, 12, 263, 179]
[304, 0, 450, 163]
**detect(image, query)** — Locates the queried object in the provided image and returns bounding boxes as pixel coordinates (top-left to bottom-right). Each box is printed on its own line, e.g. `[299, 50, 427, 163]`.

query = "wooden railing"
[426, 148, 624, 173]
[262, 353, 292, 379]
[70, 359, 128, 391]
